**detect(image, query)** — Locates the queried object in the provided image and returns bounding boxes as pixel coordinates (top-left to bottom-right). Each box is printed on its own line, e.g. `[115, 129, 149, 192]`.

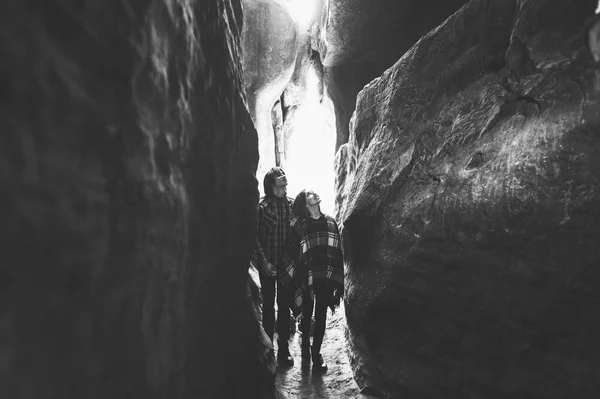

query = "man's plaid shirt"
[256, 195, 293, 265]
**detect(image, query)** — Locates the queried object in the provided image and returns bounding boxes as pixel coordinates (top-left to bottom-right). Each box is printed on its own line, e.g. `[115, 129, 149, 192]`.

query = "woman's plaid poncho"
[278, 214, 344, 316]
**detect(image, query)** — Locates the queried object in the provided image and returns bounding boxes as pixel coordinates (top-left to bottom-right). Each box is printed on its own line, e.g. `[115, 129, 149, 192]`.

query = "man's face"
[272, 175, 287, 198]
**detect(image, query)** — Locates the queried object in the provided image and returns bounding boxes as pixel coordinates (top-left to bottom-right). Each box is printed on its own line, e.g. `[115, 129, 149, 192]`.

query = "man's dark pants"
[259, 274, 292, 351]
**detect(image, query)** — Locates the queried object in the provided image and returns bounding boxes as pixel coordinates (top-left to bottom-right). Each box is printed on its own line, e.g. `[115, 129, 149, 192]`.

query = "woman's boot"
[311, 337, 327, 372]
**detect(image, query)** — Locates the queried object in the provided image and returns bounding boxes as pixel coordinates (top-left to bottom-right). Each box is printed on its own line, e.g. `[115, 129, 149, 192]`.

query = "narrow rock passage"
[274, 303, 360, 399]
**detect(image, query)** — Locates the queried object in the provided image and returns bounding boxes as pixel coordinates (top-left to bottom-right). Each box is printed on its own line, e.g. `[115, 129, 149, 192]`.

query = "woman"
[278, 190, 344, 371]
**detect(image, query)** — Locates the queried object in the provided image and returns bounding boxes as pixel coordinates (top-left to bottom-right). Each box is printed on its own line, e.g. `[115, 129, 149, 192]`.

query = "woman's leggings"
[301, 283, 331, 344]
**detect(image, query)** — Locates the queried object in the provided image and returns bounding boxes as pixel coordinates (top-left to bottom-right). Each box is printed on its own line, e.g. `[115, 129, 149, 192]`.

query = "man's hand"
[263, 262, 278, 277]
[258, 257, 277, 277]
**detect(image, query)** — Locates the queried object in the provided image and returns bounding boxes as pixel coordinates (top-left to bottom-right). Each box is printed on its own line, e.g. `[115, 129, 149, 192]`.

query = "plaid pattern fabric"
[279, 214, 344, 315]
[256, 195, 293, 264]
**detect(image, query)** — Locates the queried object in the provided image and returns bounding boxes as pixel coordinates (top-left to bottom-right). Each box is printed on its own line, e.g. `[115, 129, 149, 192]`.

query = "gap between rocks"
[273, 303, 363, 399]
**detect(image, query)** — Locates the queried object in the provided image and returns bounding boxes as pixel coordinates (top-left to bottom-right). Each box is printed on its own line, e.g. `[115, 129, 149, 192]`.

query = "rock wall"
[0, 1, 277, 398]
[336, 0, 600, 397]
[320, 0, 468, 149]
[242, 0, 298, 182]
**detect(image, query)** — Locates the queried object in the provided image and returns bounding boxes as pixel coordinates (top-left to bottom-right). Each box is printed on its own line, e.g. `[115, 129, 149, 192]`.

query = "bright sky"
[285, 66, 336, 215]
[285, 0, 317, 27]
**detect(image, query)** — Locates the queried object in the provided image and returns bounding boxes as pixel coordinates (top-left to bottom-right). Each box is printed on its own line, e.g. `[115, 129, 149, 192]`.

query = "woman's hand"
[328, 287, 343, 313]
[258, 257, 278, 277]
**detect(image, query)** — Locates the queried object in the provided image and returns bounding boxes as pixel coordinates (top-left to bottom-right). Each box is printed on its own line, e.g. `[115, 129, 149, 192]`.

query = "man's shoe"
[277, 349, 294, 367]
[312, 353, 327, 372]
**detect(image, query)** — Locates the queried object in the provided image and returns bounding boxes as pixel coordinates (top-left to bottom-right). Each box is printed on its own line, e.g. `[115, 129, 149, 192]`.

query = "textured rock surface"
[0, 1, 278, 398]
[242, 0, 299, 181]
[320, 0, 468, 149]
[336, 0, 600, 397]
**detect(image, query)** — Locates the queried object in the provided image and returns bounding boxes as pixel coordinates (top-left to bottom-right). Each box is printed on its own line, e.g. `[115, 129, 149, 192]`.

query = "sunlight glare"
[286, 0, 317, 27]
[285, 66, 336, 215]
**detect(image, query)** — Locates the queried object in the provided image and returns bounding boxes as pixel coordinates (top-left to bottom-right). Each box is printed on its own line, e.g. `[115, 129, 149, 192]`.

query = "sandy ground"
[274, 303, 361, 399]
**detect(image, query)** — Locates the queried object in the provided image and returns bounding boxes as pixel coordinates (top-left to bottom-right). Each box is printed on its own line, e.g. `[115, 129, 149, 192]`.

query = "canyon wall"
[0, 1, 276, 398]
[242, 0, 298, 181]
[321, 0, 469, 149]
[337, 0, 600, 397]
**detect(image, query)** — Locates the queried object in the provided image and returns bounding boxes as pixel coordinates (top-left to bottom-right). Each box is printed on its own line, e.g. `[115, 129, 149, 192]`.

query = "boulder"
[242, 0, 299, 182]
[337, 0, 600, 397]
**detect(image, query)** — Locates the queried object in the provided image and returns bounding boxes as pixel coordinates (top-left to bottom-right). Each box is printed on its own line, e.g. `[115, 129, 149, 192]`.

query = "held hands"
[258, 257, 278, 277]
[263, 262, 278, 277]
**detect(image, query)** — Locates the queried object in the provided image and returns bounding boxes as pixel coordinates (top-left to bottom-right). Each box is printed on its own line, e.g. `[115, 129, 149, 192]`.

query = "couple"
[255, 167, 344, 372]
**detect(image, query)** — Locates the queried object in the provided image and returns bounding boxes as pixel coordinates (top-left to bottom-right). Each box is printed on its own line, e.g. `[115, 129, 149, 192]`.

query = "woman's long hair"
[263, 167, 285, 196]
[292, 189, 320, 219]
[292, 190, 309, 219]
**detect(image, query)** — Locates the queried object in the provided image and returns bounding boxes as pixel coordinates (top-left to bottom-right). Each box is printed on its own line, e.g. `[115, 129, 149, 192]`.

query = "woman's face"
[306, 192, 321, 213]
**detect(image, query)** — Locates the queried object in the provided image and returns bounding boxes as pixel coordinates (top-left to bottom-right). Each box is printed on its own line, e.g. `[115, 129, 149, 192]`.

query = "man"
[255, 167, 295, 367]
